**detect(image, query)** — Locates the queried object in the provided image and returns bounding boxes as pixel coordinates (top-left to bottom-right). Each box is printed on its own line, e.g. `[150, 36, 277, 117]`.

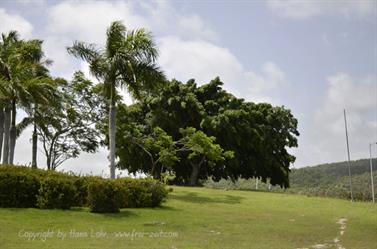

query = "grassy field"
[0, 186, 376, 249]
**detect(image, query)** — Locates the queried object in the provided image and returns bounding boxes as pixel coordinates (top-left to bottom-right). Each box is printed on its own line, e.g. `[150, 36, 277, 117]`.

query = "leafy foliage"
[37, 72, 102, 169]
[115, 78, 299, 187]
[0, 170, 40, 207]
[37, 176, 76, 209]
[0, 164, 169, 211]
[87, 179, 124, 213]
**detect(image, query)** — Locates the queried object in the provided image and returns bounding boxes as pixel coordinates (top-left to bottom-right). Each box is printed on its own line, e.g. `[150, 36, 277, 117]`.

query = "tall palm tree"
[0, 31, 53, 165]
[0, 31, 19, 164]
[18, 42, 54, 168]
[9, 39, 51, 165]
[16, 76, 58, 168]
[68, 21, 165, 178]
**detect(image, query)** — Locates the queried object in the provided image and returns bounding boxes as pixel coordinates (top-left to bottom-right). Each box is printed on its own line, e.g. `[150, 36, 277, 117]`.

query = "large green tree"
[68, 21, 165, 178]
[115, 78, 299, 187]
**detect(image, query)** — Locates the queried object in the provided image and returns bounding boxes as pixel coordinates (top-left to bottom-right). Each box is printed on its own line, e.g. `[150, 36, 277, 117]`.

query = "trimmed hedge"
[37, 176, 76, 209]
[0, 165, 169, 212]
[0, 171, 40, 208]
[117, 178, 168, 208]
[87, 179, 125, 213]
[87, 178, 169, 213]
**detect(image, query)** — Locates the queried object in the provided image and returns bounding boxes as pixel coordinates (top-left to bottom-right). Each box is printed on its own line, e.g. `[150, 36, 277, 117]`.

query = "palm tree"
[9, 39, 52, 165]
[16, 76, 58, 168]
[0, 31, 19, 164]
[67, 21, 165, 178]
[18, 41, 54, 168]
[0, 31, 54, 165]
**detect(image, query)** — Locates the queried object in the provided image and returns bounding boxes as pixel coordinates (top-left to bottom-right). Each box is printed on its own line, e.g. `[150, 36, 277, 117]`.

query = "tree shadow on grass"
[171, 192, 243, 204]
[153, 205, 179, 211]
[96, 209, 138, 219]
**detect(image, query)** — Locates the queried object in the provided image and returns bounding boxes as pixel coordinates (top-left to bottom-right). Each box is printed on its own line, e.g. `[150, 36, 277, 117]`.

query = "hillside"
[204, 158, 377, 201]
[288, 158, 377, 200]
[291, 158, 377, 187]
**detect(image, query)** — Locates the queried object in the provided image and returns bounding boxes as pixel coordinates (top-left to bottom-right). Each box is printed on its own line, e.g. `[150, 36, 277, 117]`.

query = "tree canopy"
[115, 78, 299, 187]
[0, 23, 299, 188]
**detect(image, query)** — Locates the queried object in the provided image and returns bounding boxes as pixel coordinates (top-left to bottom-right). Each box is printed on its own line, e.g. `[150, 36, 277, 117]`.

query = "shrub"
[72, 176, 100, 207]
[117, 178, 168, 208]
[0, 165, 169, 211]
[37, 176, 76, 209]
[0, 171, 40, 208]
[87, 179, 124, 213]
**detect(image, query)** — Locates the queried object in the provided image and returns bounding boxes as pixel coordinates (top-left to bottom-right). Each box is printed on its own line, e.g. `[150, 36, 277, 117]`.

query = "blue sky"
[0, 0, 376, 176]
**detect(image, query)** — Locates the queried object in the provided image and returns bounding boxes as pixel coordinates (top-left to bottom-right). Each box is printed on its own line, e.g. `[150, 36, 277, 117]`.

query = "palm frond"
[67, 41, 101, 63]
[125, 28, 158, 63]
[16, 116, 33, 138]
[106, 20, 126, 58]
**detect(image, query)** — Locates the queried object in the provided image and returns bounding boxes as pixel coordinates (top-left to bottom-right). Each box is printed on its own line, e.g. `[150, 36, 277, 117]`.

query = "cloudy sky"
[0, 0, 376, 175]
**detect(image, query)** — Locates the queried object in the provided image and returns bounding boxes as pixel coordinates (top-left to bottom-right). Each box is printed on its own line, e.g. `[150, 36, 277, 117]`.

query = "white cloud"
[324, 73, 376, 113]
[14, 0, 46, 6]
[0, 8, 33, 38]
[267, 0, 376, 19]
[139, 0, 217, 41]
[158, 36, 285, 103]
[43, 36, 77, 79]
[46, 0, 217, 45]
[178, 15, 218, 41]
[296, 73, 377, 166]
[47, 1, 148, 44]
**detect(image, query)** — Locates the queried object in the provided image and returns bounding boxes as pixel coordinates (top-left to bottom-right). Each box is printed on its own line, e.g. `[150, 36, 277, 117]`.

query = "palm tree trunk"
[31, 121, 38, 168]
[9, 99, 17, 165]
[109, 84, 116, 179]
[0, 108, 4, 162]
[2, 107, 11, 164]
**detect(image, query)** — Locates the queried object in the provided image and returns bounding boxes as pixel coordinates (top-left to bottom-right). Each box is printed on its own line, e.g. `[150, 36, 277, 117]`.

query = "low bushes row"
[0, 165, 168, 212]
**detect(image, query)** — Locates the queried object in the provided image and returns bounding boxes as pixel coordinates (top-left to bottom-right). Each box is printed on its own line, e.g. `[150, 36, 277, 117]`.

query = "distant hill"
[290, 158, 377, 187]
[204, 158, 377, 201]
[288, 158, 377, 201]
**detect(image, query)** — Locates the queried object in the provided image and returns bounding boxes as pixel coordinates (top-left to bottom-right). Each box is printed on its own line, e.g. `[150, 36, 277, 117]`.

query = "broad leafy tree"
[37, 72, 102, 170]
[178, 127, 234, 186]
[115, 78, 299, 187]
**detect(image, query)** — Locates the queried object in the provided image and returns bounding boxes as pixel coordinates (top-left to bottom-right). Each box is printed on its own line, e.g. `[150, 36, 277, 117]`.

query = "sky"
[0, 0, 376, 176]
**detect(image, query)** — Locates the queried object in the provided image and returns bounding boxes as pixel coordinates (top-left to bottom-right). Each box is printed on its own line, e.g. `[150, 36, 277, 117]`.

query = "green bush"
[87, 179, 124, 213]
[117, 178, 168, 208]
[37, 176, 76, 209]
[0, 171, 40, 208]
[0, 165, 169, 211]
[72, 176, 100, 207]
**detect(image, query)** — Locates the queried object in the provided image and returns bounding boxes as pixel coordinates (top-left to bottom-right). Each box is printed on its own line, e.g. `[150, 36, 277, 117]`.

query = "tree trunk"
[31, 120, 38, 168]
[2, 107, 11, 164]
[190, 157, 206, 186]
[190, 163, 200, 186]
[46, 155, 51, 170]
[0, 108, 4, 162]
[9, 99, 17, 165]
[109, 99, 116, 179]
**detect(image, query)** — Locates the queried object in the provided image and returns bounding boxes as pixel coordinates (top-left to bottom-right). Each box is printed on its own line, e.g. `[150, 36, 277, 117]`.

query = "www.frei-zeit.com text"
[18, 229, 179, 241]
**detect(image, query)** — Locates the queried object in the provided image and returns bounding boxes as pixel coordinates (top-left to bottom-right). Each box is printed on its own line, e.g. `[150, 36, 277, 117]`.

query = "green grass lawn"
[0, 186, 376, 249]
